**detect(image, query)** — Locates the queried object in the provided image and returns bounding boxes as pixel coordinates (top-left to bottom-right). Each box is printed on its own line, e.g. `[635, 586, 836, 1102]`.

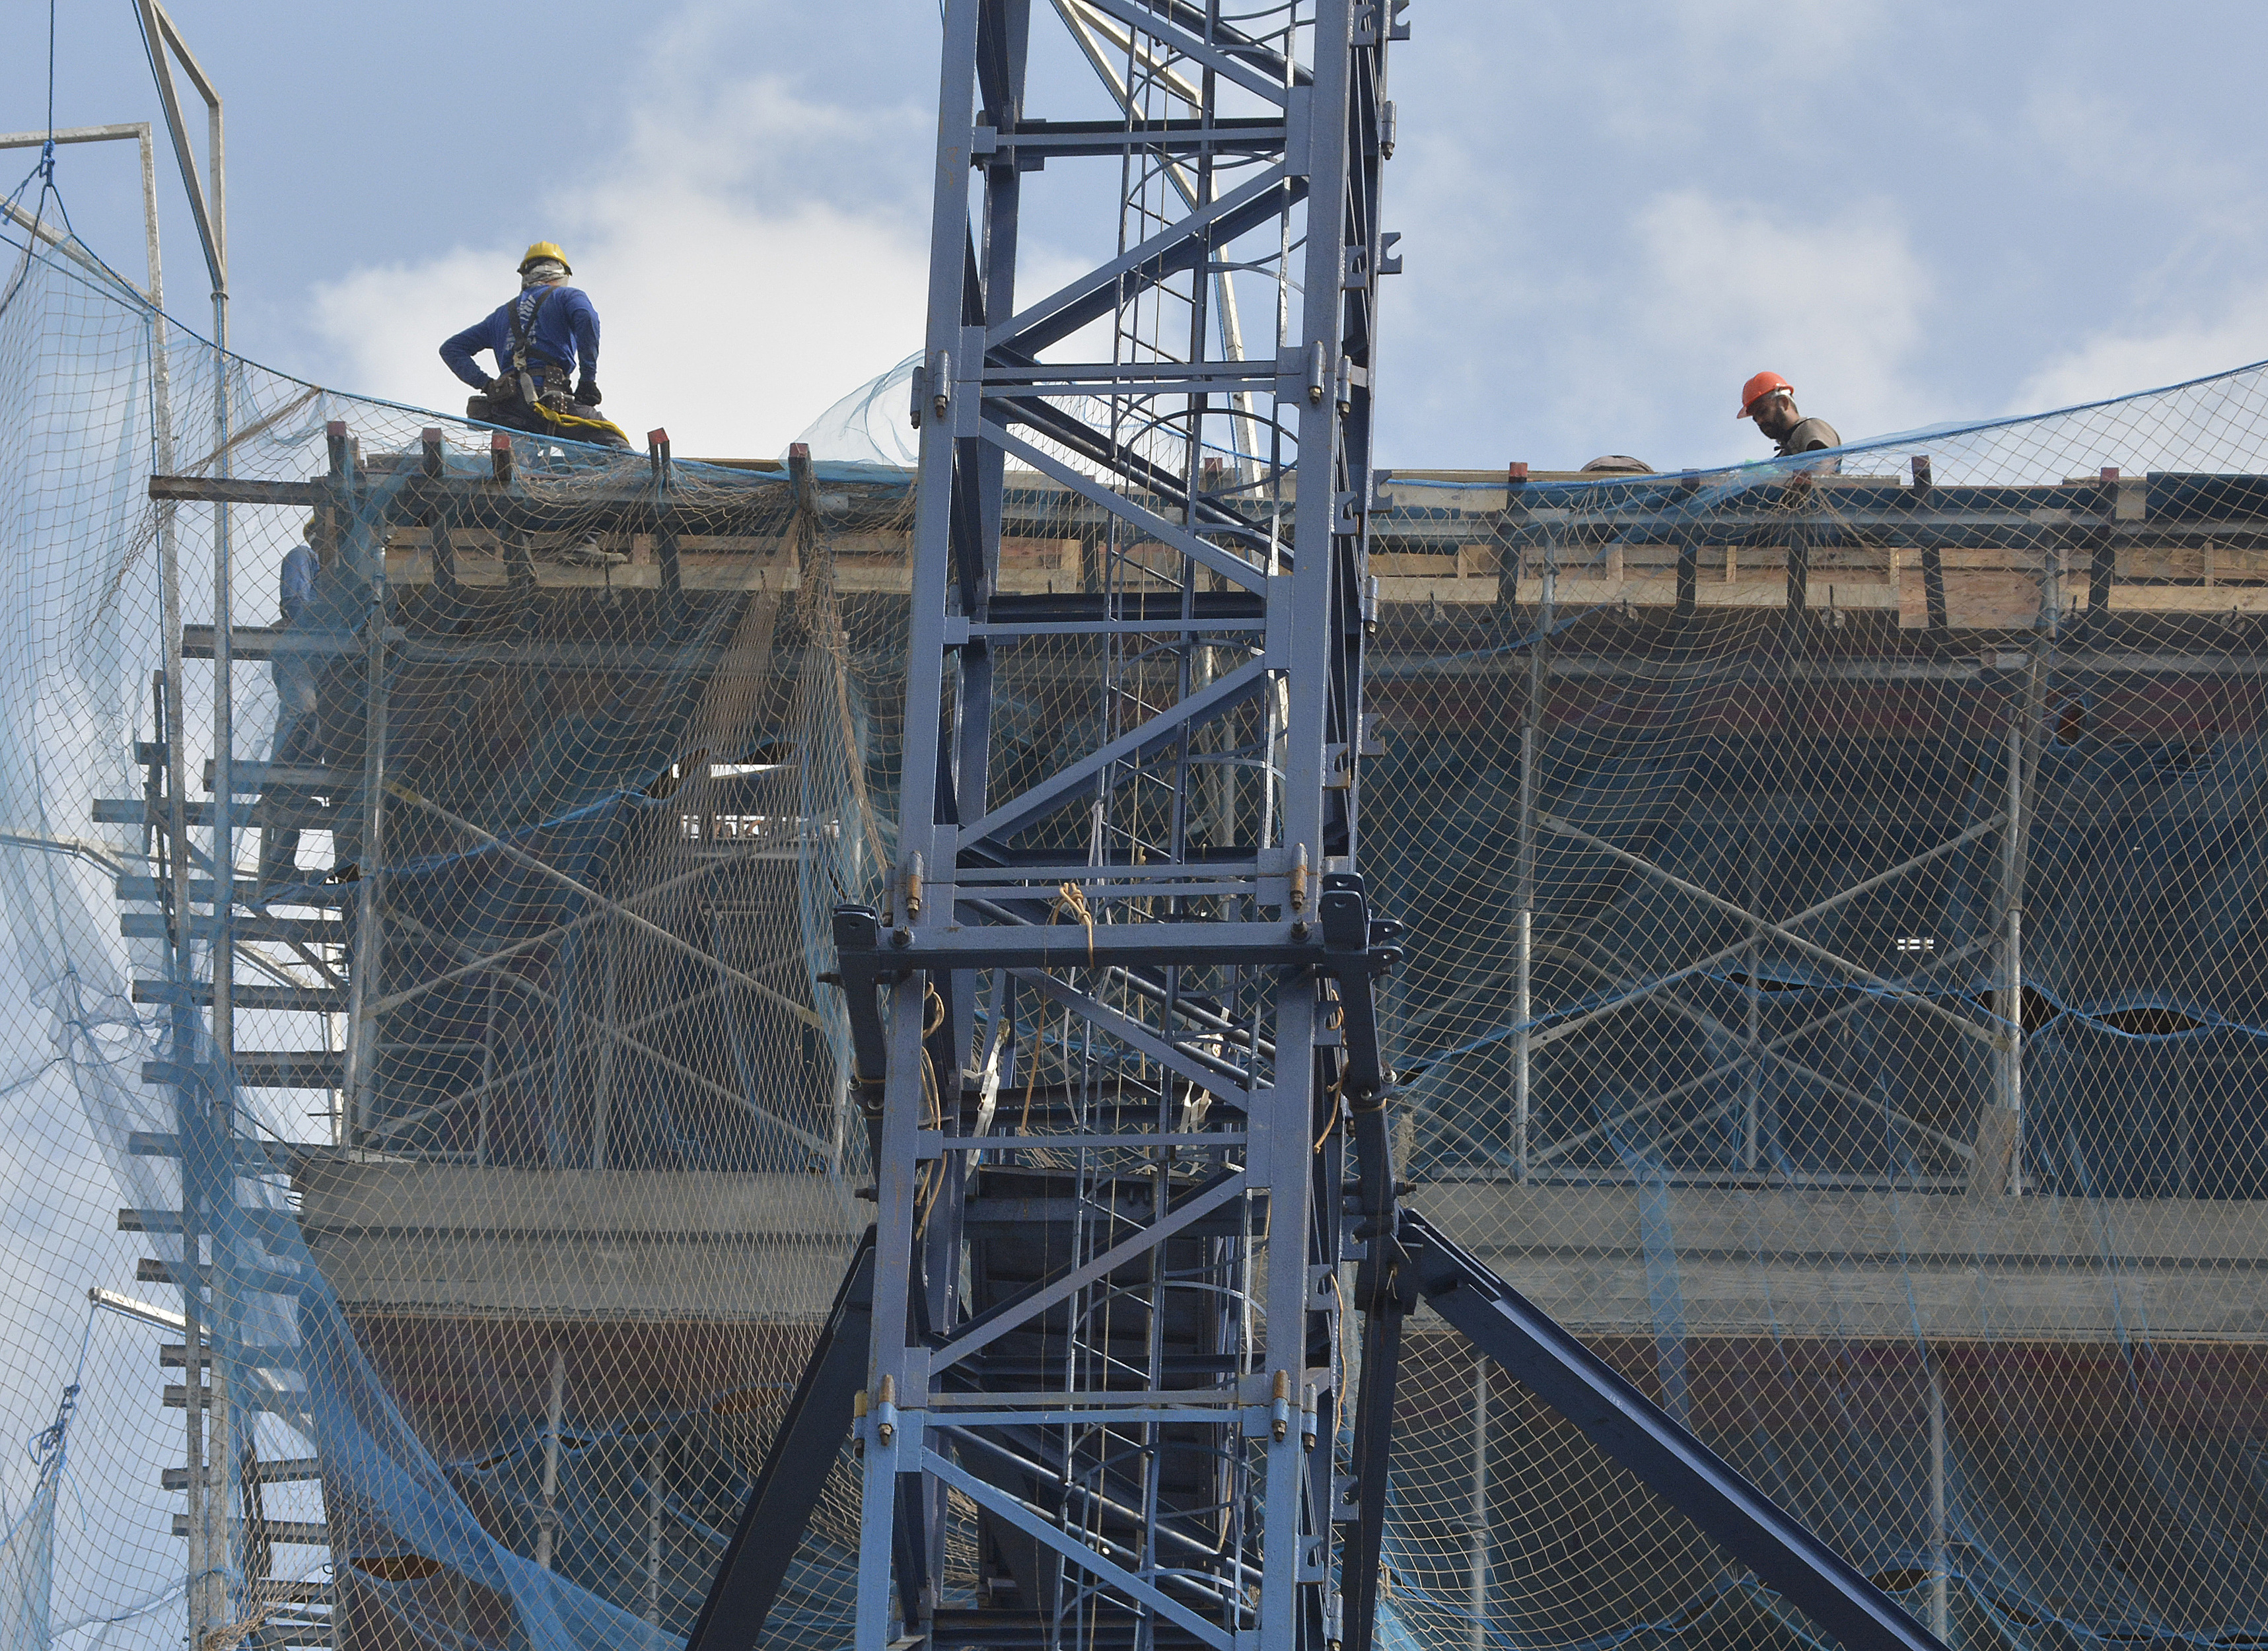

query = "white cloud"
[1489, 190, 1938, 468]
[1629, 191, 1934, 428]
[307, 71, 930, 458]
[1512, 0, 1894, 150]
[2012, 285, 2268, 415]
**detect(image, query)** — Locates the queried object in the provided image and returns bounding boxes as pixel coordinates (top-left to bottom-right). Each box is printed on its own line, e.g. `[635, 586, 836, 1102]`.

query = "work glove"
[481, 374, 514, 401]
[576, 380, 602, 407]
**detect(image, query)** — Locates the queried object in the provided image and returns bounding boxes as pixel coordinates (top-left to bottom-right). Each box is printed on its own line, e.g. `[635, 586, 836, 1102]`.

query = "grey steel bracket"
[1316, 872, 1399, 1102]
[686, 1229, 879, 1651]
[829, 904, 898, 1104]
[1353, 1210, 1956, 1651]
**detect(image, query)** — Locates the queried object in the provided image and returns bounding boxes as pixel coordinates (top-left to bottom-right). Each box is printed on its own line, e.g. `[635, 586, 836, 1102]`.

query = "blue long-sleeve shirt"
[279, 544, 317, 624]
[439, 284, 600, 390]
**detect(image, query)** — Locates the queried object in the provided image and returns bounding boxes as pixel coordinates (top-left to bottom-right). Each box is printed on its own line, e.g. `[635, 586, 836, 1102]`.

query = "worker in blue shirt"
[441, 241, 629, 450]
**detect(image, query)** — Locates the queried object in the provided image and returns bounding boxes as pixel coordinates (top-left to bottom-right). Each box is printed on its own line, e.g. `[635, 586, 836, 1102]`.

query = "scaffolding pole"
[2002, 719, 2024, 1195]
[536, 1350, 567, 1571]
[1929, 1361, 1948, 1641]
[1470, 1362, 1489, 1651]
[645, 1434, 665, 1626]
[1517, 534, 1553, 1183]
[134, 5, 236, 1634]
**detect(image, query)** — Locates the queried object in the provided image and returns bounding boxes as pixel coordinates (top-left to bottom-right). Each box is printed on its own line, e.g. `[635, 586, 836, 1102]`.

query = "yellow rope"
[911, 983, 951, 1232]
[1017, 1010, 1041, 1134]
[1050, 880, 1096, 966]
[1314, 1074, 1343, 1154]
[526, 399, 632, 448]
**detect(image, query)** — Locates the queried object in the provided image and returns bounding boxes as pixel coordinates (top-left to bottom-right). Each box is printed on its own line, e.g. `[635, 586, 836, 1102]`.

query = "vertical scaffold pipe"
[1519, 532, 1554, 1183]
[645, 1433, 665, 1625]
[537, 1350, 567, 1570]
[2002, 719, 2024, 1195]
[1470, 1362, 1489, 1651]
[1929, 1360, 1948, 1640]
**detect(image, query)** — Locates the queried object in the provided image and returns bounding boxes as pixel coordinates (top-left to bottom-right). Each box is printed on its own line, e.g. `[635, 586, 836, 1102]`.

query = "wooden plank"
[382, 549, 805, 592]
[835, 565, 918, 593]
[100, 799, 337, 829]
[202, 761, 345, 794]
[383, 526, 793, 557]
[133, 980, 345, 1012]
[2113, 584, 2268, 614]
[1415, 1182, 2268, 1343]
[149, 475, 326, 506]
[141, 1051, 345, 1088]
[1899, 567, 2042, 630]
[116, 874, 348, 908]
[1374, 577, 1499, 606]
[182, 625, 362, 662]
[122, 912, 344, 943]
[1508, 575, 1897, 612]
[149, 471, 805, 532]
[162, 1458, 321, 1489]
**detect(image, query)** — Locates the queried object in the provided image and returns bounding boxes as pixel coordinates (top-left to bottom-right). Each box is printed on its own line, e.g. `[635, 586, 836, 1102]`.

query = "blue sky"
[11, 1, 2268, 468]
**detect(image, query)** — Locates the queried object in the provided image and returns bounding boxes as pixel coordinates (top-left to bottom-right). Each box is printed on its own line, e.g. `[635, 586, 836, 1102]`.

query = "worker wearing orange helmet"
[1738, 372, 1841, 469]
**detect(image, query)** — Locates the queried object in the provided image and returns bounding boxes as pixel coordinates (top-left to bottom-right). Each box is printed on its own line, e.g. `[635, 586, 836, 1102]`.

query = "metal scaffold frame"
[1474, 489, 2049, 1196]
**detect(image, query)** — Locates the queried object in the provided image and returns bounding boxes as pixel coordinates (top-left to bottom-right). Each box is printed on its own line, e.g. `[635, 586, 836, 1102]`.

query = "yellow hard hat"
[518, 240, 571, 275]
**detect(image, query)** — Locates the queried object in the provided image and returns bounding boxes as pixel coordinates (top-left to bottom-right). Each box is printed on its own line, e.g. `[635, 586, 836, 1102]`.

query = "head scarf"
[520, 258, 569, 289]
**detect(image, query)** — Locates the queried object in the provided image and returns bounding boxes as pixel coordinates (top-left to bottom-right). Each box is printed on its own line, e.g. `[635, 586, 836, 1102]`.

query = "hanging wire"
[24, 1299, 90, 1477]
[46, 0, 58, 153]
[0, 0, 77, 322]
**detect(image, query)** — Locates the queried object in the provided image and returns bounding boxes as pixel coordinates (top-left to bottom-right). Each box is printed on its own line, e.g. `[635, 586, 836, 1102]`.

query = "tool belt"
[470, 287, 633, 448]
[466, 382, 631, 450]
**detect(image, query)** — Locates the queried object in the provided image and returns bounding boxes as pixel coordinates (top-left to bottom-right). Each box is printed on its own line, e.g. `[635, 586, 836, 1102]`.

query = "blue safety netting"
[7, 186, 2268, 1651]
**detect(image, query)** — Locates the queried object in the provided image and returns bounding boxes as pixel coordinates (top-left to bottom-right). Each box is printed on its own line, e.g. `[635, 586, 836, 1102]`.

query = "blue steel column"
[851, 6, 1398, 1649]
[1262, 0, 1353, 1633]
[853, 0, 979, 1642]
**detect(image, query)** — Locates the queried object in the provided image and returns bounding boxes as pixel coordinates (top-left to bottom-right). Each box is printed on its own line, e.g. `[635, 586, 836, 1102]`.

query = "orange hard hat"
[1738, 371, 1794, 418]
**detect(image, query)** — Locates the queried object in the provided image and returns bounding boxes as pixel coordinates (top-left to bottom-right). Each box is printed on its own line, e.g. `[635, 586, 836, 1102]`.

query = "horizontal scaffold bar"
[162, 1459, 320, 1489]
[149, 471, 802, 535]
[891, 919, 1344, 971]
[975, 115, 1290, 158]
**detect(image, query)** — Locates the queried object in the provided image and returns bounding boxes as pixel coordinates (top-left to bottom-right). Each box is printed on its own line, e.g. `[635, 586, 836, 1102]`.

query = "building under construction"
[6, 3, 2268, 1650]
[0, 374, 2261, 1648]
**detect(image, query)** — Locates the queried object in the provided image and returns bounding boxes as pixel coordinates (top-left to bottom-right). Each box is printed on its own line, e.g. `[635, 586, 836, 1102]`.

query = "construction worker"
[441, 242, 631, 451]
[1738, 372, 1841, 470]
[256, 526, 322, 891]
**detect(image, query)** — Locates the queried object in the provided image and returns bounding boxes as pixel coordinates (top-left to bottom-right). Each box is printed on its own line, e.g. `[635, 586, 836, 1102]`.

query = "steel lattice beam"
[683, 9, 1962, 1651]
[833, 3, 1403, 1648]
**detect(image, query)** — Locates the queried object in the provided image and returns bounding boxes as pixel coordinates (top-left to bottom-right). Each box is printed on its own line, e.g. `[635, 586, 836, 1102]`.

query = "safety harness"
[501, 285, 630, 447]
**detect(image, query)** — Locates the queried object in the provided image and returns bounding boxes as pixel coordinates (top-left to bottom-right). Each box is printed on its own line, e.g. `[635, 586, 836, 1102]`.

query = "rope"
[1326, 1269, 1354, 1403]
[198, 1606, 275, 1651]
[1017, 1006, 1071, 1135]
[1016, 1007, 1044, 1134]
[1051, 880, 1096, 966]
[913, 982, 950, 1233]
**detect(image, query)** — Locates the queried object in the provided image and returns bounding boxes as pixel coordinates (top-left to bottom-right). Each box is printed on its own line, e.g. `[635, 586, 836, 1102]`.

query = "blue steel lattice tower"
[837, 3, 1406, 1648]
